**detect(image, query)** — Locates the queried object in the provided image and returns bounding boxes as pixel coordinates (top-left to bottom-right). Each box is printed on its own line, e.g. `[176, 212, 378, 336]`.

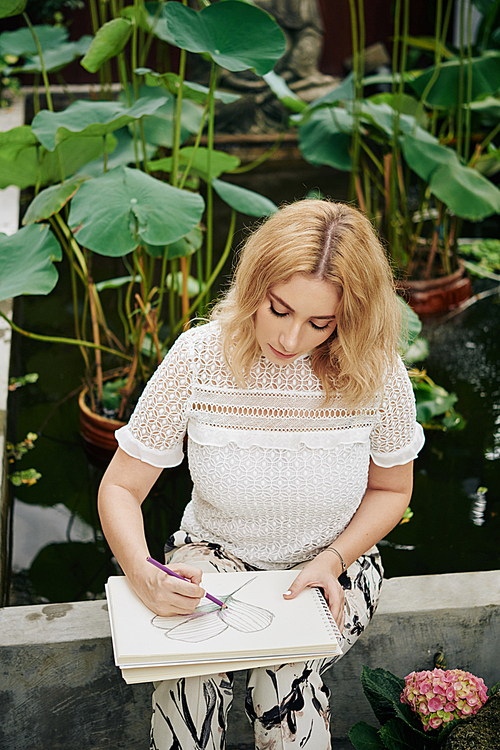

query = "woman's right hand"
[131, 561, 206, 617]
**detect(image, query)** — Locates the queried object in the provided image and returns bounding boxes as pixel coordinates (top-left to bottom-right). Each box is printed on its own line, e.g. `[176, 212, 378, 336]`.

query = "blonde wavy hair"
[211, 199, 402, 407]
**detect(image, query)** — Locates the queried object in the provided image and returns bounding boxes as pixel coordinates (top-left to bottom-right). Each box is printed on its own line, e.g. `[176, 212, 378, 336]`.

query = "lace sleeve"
[115, 329, 197, 468]
[370, 356, 425, 468]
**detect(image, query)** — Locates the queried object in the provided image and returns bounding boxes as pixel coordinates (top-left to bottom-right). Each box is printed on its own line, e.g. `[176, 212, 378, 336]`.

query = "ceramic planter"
[398, 262, 472, 319]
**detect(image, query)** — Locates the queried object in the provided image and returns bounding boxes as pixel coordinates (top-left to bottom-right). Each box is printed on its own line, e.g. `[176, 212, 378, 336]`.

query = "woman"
[98, 199, 424, 750]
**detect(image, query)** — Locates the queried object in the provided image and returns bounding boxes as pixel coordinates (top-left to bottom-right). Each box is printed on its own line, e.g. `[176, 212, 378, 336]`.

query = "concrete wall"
[1, 570, 499, 749]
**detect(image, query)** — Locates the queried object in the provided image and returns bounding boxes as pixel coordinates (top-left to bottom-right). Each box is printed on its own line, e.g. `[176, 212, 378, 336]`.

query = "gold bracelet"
[323, 546, 346, 572]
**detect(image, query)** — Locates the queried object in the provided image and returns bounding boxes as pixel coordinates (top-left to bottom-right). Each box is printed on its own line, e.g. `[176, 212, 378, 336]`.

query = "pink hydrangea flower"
[400, 669, 488, 732]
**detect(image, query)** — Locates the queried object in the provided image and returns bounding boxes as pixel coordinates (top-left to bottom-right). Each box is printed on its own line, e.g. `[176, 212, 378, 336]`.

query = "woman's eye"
[269, 303, 288, 318]
[310, 321, 330, 331]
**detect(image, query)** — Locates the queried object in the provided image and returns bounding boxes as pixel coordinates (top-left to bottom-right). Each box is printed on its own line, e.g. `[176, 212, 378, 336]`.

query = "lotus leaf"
[162, 0, 286, 75]
[32, 96, 169, 151]
[68, 166, 205, 256]
[0, 224, 61, 301]
[212, 179, 277, 217]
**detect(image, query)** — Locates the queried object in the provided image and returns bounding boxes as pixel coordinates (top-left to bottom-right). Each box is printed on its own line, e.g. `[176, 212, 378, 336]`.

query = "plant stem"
[23, 14, 53, 112]
[0, 311, 131, 359]
[175, 209, 236, 335]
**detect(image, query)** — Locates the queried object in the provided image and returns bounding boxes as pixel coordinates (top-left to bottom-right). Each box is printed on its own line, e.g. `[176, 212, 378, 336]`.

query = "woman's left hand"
[283, 552, 346, 631]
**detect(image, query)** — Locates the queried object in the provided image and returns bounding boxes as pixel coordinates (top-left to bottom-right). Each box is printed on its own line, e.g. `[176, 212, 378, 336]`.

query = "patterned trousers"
[150, 532, 384, 750]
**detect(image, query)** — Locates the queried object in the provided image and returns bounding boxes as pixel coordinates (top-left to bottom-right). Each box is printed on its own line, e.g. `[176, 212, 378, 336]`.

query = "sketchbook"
[105, 570, 342, 684]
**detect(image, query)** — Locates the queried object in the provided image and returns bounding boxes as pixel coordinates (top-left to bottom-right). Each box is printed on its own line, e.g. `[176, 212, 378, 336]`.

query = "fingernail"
[283, 590, 291, 595]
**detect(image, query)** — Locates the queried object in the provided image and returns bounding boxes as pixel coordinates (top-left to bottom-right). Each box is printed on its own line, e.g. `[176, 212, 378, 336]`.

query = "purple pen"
[146, 556, 226, 608]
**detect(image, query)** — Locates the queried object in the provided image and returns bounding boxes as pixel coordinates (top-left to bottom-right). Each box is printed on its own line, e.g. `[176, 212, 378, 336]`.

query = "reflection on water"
[12, 499, 96, 571]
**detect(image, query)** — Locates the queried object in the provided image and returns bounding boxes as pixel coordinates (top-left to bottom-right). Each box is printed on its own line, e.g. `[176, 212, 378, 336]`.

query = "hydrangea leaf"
[0, 224, 61, 301]
[162, 0, 286, 75]
[348, 722, 386, 750]
[68, 166, 205, 256]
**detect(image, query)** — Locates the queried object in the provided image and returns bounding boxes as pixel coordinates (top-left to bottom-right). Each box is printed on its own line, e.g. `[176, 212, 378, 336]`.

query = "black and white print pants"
[150, 531, 384, 750]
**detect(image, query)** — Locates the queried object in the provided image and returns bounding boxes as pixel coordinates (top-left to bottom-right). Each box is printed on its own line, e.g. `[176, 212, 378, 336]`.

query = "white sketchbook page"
[106, 570, 341, 666]
[120, 650, 341, 685]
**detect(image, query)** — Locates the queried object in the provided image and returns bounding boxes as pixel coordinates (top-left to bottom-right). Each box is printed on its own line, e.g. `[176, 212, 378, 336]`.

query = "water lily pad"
[68, 166, 205, 256]
[163, 0, 286, 75]
[299, 107, 354, 170]
[0, 224, 61, 301]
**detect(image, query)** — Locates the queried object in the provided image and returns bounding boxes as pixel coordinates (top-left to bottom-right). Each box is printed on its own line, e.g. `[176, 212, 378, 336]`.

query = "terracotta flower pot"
[398, 262, 472, 319]
[78, 388, 125, 466]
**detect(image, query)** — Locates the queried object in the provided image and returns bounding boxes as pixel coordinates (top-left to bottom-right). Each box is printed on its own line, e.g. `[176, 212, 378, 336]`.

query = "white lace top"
[116, 321, 424, 569]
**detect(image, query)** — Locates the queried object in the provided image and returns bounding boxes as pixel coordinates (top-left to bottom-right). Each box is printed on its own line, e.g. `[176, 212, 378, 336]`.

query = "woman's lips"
[268, 344, 297, 359]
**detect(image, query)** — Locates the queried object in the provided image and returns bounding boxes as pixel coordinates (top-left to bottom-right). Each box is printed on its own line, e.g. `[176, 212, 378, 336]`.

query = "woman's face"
[254, 273, 340, 366]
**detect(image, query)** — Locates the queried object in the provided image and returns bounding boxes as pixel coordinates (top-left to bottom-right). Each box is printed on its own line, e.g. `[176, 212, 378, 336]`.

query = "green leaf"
[429, 160, 500, 220]
[68, 166, 205, 256]
[95, 274, 139, 292]
[32, 96, 169, 151]
[349, 721, 386, 750]
[81, 18, 132, 73]
[12, 36, 92, 74]
[149, 147, 240, 180]
[141, 96, 203, 148]
[145, 226, 203, 259]
[404, 338, 429, 365]
[401, 132, 500, 219]
[262, 71, 307, 113]
[0, 127, 117, 190]
[414, 383, 458, 422]
[76, 127, 157, 178]
[23, 176, 87, 225]
[136, 68, 241, 104]
[212, 178, 278, 217]
[299, 107, 354, 170]
[399, 298, 422, 352]
[166, 271, 204, 297]
[0, 224, 62, 301]
[379, 718, 426, 749]
[0, 0, 27, 18]
[0, 24, 67, 56]
[360, 666, 406, 726]
[469, 95, 500, 119]
[408, 52, 500, 108]
[162, 0, 286, 75]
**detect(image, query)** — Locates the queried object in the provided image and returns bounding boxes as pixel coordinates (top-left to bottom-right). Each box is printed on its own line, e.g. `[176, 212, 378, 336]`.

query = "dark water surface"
[7, 162, 500, 604]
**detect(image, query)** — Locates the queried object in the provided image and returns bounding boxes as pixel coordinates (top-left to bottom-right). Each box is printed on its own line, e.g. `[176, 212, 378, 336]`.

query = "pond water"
[6, 160, 500, 605]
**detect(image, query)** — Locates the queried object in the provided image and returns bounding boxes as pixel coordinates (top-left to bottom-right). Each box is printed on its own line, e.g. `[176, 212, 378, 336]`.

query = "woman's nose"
[279, 322, 301, 352]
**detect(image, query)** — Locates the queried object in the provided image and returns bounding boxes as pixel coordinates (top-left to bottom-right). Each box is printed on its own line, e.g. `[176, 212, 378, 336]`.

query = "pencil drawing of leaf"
[152, 603, 220, 631]
[150, 578, 274, 643]
[220, 597, 274, 632]
[166, 610, 229, 642]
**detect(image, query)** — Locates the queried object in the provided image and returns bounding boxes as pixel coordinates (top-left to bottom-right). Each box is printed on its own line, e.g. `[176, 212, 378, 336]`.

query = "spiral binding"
[313, 588, 343, 646]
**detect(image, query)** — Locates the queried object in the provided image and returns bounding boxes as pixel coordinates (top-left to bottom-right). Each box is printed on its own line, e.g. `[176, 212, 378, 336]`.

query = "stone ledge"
[1, 570, 499, 749]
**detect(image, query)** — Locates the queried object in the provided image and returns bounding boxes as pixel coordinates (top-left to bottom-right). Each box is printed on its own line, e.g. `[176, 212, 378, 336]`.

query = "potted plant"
[348, 664, 498, 749]
[293, 0, 500, 317]
[0, 0, 286, 455]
